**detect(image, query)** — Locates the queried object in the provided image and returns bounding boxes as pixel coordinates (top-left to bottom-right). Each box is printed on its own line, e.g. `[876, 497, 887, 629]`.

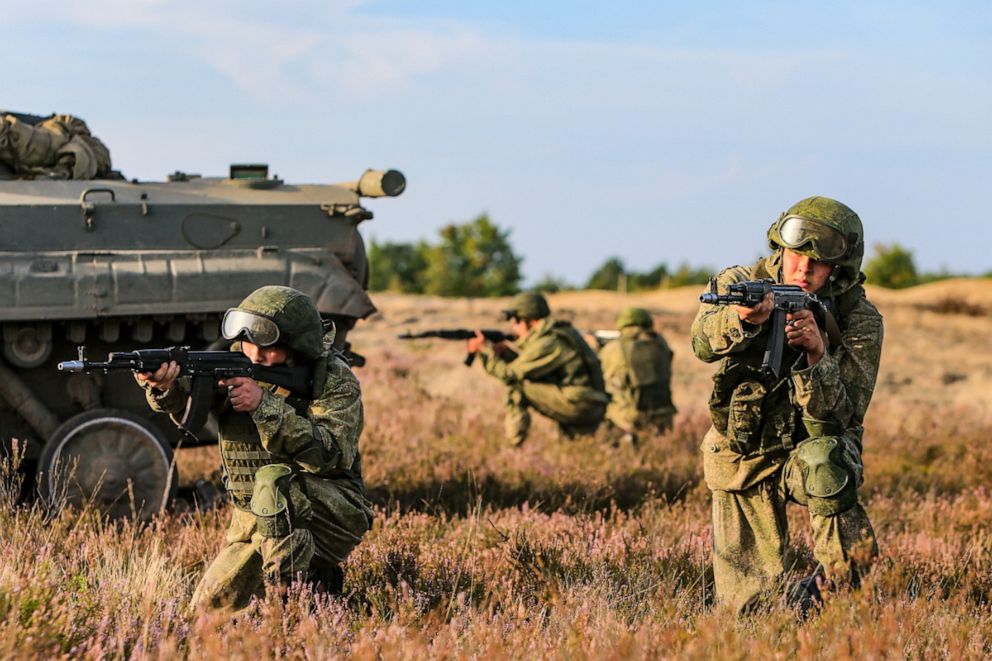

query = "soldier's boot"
[620, 432, 639, 449]
[656, 417, 674, 435]
[606, 429, 638, 449]
[559, 420, 600, 441]
[786, 571, 825, 621]
[306, 565, 345, 595]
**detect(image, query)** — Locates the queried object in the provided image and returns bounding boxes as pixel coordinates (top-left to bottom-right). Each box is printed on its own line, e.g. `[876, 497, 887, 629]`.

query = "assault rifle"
[699, 279, 839, 379]
[397, 329, 514, 366]
[58, 347, 313, 439]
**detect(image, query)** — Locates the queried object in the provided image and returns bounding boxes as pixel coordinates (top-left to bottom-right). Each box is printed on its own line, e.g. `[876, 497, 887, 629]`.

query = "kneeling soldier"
[598, 307, 677, 446]
[467, 292, 608, 447]
[692, 197, 880, 614]
[137, 286, 373, 610]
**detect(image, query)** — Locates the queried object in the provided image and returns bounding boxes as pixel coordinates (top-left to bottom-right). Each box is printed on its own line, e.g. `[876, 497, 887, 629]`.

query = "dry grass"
[3, 282, 992, 659]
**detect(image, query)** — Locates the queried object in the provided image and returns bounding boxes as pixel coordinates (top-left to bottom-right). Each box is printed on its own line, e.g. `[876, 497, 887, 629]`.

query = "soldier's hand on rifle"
[220, 376, 264, 413]
[136, 361, 180, 392]
[466, 330, 487, 354]
[785, 309, 825, 364]
[733, 292, 774, 325]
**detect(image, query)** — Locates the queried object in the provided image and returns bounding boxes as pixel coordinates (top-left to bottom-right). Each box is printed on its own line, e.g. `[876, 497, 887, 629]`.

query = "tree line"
[369, 214, 714, 296]
[369, 214, 985, 296]
[862, 243, 990, 289]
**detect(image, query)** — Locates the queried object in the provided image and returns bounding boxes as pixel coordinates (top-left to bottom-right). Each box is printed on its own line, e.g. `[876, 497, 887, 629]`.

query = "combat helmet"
[502, 292, 550, 321]
[767, 196, 865, 292]
[222, 286, 326, 360]
[616, 307, 653, 330]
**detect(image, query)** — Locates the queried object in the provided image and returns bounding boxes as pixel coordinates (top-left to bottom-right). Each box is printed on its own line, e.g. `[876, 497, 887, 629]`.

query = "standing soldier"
[136, 286, 373, 610]
[691, 196, 881, 614]
[598, 307, 677, 447]
[466, 292, 608, 447]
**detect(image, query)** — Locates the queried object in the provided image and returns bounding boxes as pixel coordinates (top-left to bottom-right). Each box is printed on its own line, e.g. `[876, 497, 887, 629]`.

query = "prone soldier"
[691, 196, 881, 615]
[136, 286, 373, 610]
[466, 292, 609, 447]
[597, 307, 677, 447]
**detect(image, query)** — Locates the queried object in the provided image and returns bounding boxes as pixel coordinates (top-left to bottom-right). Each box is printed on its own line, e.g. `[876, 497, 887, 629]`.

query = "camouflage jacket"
[691, 252, 883, 490]
[599, 327, 676, 417]
[479, 317, 607, 403]
[141, 339, 365, 485]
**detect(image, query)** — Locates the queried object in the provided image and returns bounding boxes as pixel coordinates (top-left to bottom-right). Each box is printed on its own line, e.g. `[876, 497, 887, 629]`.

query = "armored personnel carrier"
[0, 110, 404, 518]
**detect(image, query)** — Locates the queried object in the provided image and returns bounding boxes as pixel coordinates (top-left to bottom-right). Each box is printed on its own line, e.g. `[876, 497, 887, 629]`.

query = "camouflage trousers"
[190, 475, 373, 610]
[504, 381, 606, 446]
[711, 445, 877, 613]
[604, 403, 675, 436]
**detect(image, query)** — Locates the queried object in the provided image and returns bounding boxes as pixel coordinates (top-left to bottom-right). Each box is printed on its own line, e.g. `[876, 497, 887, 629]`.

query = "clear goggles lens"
[221, 309, 280, 346]
[777, 215, 848, 260]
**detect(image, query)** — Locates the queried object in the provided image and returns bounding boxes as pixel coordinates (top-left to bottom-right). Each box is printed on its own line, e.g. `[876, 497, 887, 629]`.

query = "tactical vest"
[219, 354, 364, 509]
[619, 330, 674, 412]
[551, 320, 606, 392]
[708, 259, 861, 457]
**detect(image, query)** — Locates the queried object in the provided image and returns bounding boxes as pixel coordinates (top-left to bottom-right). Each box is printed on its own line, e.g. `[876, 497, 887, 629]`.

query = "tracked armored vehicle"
[0, 110, 404, 517]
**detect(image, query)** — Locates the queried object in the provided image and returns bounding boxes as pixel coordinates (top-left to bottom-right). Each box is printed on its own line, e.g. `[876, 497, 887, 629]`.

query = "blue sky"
[4, 1, 990, 283]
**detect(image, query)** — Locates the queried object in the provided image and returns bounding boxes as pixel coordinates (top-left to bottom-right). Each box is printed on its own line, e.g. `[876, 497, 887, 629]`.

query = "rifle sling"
[821, 307, 843, 351]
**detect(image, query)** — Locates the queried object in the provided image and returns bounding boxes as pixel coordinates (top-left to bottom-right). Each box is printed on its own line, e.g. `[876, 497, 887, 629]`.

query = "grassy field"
[1, 280, 991, 658]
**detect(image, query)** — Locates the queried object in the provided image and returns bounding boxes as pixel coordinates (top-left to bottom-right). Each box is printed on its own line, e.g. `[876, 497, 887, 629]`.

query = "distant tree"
[916, 266, 955, 285]
[665, 262, 714, 288]
[421, 214, 523, 297]
[585, 257, 627, 291]
[368, 239, 429, 293]
[530, 274, 572, 294]
[864, 243, 918, 289]
[632, 263, 669, 290]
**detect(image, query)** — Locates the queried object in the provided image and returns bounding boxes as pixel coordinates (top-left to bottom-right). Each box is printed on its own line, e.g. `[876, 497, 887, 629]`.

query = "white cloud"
[6, 0, 490, 101]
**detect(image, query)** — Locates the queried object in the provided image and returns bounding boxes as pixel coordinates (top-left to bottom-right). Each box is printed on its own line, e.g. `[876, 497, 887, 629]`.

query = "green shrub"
[864, 243, 918, 288]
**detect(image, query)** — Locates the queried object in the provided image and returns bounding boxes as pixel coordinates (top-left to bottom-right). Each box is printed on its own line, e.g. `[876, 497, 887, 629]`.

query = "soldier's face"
[510, 316, 536, 339]
[241, 341, 289, 366]
[782, 248, 834, 293]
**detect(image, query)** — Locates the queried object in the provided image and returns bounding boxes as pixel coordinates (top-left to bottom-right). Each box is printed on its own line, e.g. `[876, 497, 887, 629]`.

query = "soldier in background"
[691, 196, 880, 615]
[136, 286, 373, 610]
[466, 292, 609, 447]
[598, 307, 677, 447]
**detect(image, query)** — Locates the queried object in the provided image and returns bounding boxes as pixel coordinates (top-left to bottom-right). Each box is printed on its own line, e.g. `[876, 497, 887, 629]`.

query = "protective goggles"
[221, 309, 280, 346]
[776, 215, 849, 261]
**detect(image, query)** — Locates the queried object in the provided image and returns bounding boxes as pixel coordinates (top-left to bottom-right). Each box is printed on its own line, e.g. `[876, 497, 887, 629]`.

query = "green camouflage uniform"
[598, 307, 677, 439]
[478, 293, 608, 446]
[141, 286, 373, 610]
[691, 197, 881, 613]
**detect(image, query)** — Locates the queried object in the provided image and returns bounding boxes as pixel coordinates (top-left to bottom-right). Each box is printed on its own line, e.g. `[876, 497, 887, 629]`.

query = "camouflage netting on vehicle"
[0, 113, 112, 179]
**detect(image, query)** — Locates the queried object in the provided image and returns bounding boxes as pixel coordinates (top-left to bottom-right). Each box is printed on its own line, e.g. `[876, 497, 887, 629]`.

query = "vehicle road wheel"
[39, 409, 177, 520]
